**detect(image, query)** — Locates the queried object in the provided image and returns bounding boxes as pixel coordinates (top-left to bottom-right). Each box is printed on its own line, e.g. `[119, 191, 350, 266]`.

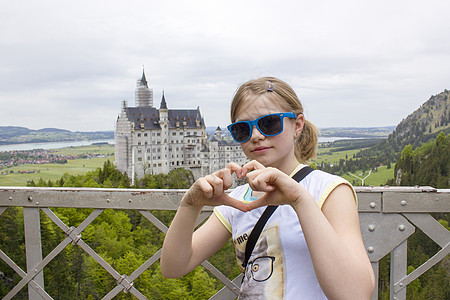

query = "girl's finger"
[226, 162, 244, 178]
[215, 168, 233, 190]
[221, 193, 249, 212]
[246, 194, 271, 211]
[242, 160, 265, 174]
[246, 169, 277, 192]
[195, 177, 214, 199]
[205, 174, 224, 198]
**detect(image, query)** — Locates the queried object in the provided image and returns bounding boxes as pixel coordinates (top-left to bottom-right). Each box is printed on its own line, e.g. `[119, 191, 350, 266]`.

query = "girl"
[161, 77, 375, 299]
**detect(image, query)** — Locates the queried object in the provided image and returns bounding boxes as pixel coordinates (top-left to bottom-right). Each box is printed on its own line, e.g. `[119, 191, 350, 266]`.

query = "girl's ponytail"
[295, 119, 319, 163]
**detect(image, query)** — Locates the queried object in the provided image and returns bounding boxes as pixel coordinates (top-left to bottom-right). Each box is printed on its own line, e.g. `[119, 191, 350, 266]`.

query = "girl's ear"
[294, 113, 304, 138]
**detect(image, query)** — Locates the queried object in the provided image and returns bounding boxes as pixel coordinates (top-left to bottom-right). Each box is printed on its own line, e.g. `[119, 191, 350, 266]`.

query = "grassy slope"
[311, 146, 394, 186]
[0, 145, 114, 186]
[1, 143, 394, 187]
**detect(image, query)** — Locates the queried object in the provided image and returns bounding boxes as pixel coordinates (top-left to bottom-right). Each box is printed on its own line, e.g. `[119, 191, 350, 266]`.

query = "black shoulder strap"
[242, 166, 314, 268]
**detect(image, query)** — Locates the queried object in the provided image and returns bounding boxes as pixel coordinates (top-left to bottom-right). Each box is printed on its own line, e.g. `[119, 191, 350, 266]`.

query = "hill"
[0, 126, 114, 145]
[359, 89, 450, 163]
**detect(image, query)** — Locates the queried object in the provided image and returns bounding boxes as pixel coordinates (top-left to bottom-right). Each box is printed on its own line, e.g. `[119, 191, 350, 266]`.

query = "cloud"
[1, 0, 449, 131]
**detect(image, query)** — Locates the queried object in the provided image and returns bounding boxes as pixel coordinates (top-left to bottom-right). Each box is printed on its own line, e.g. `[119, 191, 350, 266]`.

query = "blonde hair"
[230, 77, 318, 163]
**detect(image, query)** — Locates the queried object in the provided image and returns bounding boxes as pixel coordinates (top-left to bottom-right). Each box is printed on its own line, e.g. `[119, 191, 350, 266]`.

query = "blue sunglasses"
[227, 112, 296, 143]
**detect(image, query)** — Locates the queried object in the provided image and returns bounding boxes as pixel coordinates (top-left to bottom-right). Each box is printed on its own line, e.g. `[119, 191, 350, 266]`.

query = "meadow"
[311, 145, 394, 186]
[0, 144, 114, 187]
[0, 142, 394, 187]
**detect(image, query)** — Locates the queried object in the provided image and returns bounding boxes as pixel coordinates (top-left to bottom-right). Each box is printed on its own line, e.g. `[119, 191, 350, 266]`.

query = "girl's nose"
[249, 125, 265, 142]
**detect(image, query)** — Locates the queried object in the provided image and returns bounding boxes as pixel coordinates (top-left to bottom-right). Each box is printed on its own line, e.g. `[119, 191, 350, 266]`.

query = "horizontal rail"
[2, 186, 448, 212]
[0, 186, 449, 300]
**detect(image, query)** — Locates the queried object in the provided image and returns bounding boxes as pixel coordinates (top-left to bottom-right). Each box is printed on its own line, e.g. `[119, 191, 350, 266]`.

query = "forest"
[1, 132, 448, 299]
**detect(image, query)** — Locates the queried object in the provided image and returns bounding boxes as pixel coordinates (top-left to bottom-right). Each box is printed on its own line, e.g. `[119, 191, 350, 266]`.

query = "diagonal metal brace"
[65, 226, 82, 245]
[117, 274, 134, 293]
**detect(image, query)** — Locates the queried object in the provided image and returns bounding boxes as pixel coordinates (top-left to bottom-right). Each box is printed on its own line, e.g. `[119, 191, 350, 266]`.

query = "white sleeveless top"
[214, 165, 356, 299]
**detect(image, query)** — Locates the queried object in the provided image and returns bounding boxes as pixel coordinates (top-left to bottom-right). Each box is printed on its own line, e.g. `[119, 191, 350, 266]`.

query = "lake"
[0, 139, 115, 152]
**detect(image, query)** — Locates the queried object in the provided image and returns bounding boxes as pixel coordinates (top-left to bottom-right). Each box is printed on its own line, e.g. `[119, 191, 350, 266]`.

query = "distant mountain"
[361, 89, 450, 162]
[0, 126, 114, 145]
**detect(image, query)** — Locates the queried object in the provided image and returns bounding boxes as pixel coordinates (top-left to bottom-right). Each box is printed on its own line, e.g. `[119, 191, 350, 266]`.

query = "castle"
[114, 70, 248, 183]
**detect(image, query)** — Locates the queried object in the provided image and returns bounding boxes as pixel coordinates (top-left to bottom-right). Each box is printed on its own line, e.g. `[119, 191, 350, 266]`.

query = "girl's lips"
[252, 146, 271, 153]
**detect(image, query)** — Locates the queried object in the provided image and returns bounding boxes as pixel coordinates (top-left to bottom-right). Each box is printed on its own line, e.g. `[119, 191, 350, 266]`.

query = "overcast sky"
[1, 0, 449, 132]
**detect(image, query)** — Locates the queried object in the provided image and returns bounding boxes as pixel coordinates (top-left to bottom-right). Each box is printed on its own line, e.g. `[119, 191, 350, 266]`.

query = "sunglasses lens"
[258, 115, 282, 135]
[230, 122, 251, 142]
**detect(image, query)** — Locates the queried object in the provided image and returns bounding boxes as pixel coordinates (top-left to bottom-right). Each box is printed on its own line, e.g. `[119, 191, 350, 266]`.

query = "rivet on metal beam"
[399, 282, 404, 287]
[9, 197, 12, 201]
[367, 247, 374, 253]
[28, 196, 33, 202]
[400, 200, 407, 206]
[398, 224, 406, 231]
[106, 198, 111, 203]
[36, 202, 39, 205]
[368, 224, 375, 232]
[128, 199, 132, 203]
[369, 202, 377, 209]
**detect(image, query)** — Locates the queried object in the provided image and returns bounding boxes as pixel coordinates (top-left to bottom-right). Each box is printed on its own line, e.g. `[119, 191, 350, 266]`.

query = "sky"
[1, 0, 449, 132]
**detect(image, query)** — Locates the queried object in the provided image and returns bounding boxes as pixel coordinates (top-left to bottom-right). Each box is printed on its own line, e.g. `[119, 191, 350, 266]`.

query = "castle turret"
[215, 126, 222, 140]
[159, 91, 170, 174]
[135, 68, 153, 107]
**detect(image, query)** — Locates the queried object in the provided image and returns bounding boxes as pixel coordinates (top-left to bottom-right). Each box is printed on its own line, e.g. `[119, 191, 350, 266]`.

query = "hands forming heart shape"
[181, 160, 307, 212]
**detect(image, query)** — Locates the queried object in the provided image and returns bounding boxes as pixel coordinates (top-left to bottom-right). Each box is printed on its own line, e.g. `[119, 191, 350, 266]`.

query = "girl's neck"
[268, 157, 300, 175]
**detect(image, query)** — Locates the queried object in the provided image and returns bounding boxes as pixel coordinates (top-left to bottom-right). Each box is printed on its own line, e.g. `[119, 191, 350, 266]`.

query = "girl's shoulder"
[304, 169, 356, 207]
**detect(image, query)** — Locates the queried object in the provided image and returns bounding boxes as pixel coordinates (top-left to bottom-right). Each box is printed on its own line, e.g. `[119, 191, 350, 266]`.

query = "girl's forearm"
[160, 202, 203, 278]
[291, 195, 375, 299]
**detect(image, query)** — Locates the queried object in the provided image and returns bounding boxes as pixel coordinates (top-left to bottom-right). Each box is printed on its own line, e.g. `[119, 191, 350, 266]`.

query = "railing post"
[390, 240, 407, 300]
[23, 207, 45, 299]
[370, 262, 379, 300]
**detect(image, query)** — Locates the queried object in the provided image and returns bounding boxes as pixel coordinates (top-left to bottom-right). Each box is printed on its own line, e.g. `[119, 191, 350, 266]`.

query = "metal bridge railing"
[0, 186, 449, 300]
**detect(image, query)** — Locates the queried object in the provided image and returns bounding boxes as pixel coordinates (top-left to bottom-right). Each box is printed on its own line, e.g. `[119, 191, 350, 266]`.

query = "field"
[0, 145, 114, 187]
[0, 143, 395, 187]
[342, 165, 393, 187]
[311, 145, 394, 186]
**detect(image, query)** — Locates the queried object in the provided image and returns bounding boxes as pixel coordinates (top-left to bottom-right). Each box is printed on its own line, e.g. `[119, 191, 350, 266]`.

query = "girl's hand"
[181, 162, 248, 212]
[242, 160, 310, 211]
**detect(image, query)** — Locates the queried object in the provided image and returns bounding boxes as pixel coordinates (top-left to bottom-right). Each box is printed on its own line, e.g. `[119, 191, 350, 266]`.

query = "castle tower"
[215, 126, 222, 140]
[114, 100, 133, 177]
[159, 91, 170, 174]
[135, 69, 153, 107]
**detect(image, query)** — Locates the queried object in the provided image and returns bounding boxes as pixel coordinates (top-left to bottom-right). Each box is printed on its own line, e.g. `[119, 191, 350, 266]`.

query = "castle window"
[138, 142, 141, 145]
[144, 133, 147, 137]
[138, 158, 142, 161]
[137, 133, 141, 137]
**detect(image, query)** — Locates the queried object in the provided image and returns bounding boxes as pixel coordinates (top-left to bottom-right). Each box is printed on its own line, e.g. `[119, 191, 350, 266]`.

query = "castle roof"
[125, 106, 205, 130]
[139, 69, 148, 87]
[160, 91, 167, 109]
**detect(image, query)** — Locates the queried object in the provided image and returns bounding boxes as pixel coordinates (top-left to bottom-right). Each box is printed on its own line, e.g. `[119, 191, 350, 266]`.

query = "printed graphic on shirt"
[234, 225, 283, 299]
